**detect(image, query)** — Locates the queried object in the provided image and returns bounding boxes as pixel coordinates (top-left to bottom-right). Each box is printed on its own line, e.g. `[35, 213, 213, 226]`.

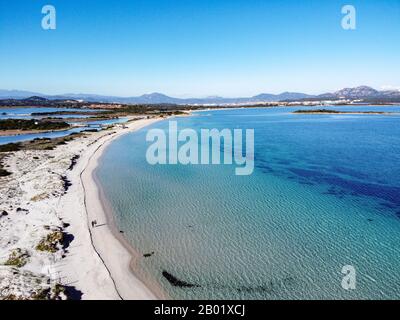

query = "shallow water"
[0, 127, 93, 145]
[85, 117, 129, 126]
[97, 106, 400, 299]
[0, 107, 125, 145]
[0, 107, 102, 120]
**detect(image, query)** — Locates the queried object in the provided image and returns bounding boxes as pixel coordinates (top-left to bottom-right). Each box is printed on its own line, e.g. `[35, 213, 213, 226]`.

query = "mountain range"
[0, 86, 399, 104]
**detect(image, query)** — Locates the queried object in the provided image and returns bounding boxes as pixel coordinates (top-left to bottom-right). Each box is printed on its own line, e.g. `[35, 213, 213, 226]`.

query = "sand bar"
[0, 117, 163, 300]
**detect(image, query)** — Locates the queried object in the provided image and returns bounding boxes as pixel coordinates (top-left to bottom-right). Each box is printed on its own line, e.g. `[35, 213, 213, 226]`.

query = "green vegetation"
[0, 134, 83, 155]
[4, 249, 30, 268]
[0, 119, 70, 131]
[51, 284, 67, 298]
[36, 231, 64, 253]
[0, 154, 11, 177]
[1, 284, 70, 300]
[0, 143, 21, 152]
[293, 109, 341, 114]
[31, 111, 108, 116]
[31, 289, 52, 300]
[293, 109, 390, 115]
[2, 295, 21, 300]
[30, 284, 68, 300]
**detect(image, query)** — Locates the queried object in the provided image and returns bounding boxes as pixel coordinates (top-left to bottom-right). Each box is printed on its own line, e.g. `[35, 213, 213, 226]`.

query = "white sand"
[0, 117, 163, 300]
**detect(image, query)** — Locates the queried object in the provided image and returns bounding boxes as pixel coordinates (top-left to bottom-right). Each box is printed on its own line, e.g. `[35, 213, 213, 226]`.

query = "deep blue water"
[97, 106, 400, 299]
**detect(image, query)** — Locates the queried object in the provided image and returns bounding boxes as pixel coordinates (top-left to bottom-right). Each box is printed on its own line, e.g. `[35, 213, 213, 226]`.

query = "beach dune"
[0, 118, 162, 300]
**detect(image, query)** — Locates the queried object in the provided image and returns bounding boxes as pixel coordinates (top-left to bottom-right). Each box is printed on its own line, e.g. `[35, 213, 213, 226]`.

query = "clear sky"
[0, 0, 399, 97]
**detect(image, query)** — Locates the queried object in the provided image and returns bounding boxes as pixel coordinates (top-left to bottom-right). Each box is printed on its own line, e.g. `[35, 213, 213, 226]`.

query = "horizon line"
[1, 85, 399, 100]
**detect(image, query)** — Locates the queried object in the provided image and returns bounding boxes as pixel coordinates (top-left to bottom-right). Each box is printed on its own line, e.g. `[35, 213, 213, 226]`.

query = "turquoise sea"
[96, 106, 400, 299]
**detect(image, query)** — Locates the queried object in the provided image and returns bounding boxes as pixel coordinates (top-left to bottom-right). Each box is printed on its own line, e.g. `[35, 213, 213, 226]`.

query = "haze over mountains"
[0, 86, 399, 104]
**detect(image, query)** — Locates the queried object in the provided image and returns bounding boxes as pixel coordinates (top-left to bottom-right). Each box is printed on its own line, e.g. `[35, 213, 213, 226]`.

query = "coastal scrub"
[36, 231, 64, 253]
[4, 249, 30, 268]
[0, 119, 70, 131]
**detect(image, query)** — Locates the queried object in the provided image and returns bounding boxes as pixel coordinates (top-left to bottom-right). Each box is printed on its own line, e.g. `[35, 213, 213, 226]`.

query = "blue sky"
[0, 0, 399, 97]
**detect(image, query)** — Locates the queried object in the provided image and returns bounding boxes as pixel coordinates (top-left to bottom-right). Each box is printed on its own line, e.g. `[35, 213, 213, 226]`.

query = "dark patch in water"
[380, 202, 397, 209]
[236, 276, 294, 294]
[299, 181, 314, 186]
[260, 167, 274, 174]
[325, 188, 346, 196]
[208, 275, 296, 295]
[330, 166, 369, 180]
[162, 271, 199, 288]
[143, 251, 154, 258]
[276, 159, 292, 165]
[161, 271, 295, 296]
[236, 284, 274, 294]
[255, 160, 275, 174]
[323, 191, 336, 196]
[288, 167, 400, 207]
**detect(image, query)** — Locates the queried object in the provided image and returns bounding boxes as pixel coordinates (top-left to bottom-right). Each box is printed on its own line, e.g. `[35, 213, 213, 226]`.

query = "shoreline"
[93, 169, 169, 299]
[80, 117, 167, 299]
[0, 116, 167, 300]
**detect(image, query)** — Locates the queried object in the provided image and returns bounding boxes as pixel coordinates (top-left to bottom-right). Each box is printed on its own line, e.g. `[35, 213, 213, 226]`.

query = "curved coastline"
[81, 118, 167, 300]
[92, 158, 170, 299]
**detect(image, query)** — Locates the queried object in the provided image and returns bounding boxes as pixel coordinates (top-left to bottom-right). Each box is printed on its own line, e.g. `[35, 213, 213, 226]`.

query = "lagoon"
[0, 107, 127, 145]
[96, 106, 400, 299]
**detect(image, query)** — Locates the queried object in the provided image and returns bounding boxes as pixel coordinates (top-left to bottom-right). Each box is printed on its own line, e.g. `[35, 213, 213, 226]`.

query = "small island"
[293, 109, 397, 115]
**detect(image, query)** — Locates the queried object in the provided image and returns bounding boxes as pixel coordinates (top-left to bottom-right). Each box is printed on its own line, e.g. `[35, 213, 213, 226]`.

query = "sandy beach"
[0, 117, 163, 300]
[79, 117, 166, 299]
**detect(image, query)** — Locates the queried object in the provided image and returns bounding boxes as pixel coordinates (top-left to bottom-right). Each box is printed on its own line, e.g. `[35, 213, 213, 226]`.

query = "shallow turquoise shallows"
[96, 106, 400, 299]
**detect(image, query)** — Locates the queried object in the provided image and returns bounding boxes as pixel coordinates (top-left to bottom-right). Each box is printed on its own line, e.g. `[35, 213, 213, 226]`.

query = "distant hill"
[0, 90, 43, 99]
[0, 96, 82, 107]
[0, 91, 318, 104]
[333, 86, 379, 98]
[254, 92, 314, 102]
[1, 86, 399, 104]
[317, 86, 400, 102]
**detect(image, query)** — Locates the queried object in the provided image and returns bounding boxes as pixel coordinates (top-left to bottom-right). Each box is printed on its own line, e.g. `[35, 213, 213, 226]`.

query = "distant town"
[1, 86, 400, 110]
